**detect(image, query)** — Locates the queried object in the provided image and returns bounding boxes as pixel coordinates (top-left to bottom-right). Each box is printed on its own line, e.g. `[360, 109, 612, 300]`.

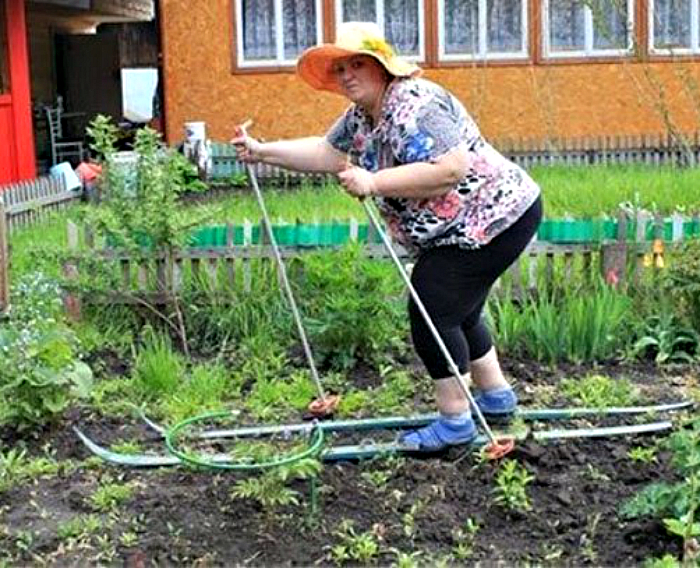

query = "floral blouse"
[326, 78, 541, 255]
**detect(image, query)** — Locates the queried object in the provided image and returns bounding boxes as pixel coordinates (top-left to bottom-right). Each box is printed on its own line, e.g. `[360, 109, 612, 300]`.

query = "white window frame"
[437, 0, 529, 61]
[235, 0, 324, 68]
[648, 0, 700, 55]
[543, 0, 635, 59]
[334, 0, 426, 62]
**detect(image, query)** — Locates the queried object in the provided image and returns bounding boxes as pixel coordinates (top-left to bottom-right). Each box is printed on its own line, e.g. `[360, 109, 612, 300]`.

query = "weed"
[231, 458, 322, 521]
[401, 498, 427, 539]
[132, 331, 184, 399]
[89, 481, 135, 513]
[57, 514, 102, 541]
[160, 363, 230, 422]
[643, 553, 682, 568]
[0, 448, 61, 494]
[561, 374, 639, 408]
[330, 520, 382, 565]
[628, 446, 658, 464]
[390, 549, 423, 568]
[583, 463, 611, 482]
[118, 531, 139, 547]
[493, 459, 535, 512]
[451, 518, 480, 561]
[360, 470, 391, 492]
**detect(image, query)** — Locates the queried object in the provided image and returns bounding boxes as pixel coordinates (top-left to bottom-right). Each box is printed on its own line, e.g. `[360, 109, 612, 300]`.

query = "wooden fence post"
[62, 221, 82, 320]
[0, 200, 9, 313]
[601, 211, 628, 286]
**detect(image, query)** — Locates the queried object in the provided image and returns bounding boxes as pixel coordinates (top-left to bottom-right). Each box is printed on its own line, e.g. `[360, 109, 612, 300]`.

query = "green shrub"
[297, 245, 407, 370]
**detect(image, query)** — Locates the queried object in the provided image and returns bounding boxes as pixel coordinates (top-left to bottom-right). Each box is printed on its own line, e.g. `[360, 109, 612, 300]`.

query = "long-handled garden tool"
[237, 121, 338, 417]
[360, 199, 513, 459]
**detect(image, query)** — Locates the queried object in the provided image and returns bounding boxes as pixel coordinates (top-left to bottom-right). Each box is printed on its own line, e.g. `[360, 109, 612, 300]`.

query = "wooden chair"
[43, 96, 86, 166]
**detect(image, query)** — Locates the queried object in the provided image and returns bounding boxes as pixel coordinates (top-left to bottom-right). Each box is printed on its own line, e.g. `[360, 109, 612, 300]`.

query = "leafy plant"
[0, 273, 93, 429]
[493, 459, 535, 512]
[621, 419, 700, 565]
[627, 312, 699, 365]
[0, 448, 61, 494]
[561, 374, 639, 408]
[451, 518, 480, 561]
[231, 458, 322, 521]
[663, 238, 700, 331]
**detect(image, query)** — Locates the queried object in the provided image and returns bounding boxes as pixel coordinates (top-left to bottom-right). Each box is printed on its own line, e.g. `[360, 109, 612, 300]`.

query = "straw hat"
[297, 21, 422, 95]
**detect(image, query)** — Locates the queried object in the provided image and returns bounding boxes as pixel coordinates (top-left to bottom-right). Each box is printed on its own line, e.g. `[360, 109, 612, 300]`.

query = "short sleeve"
[325, 111, 354, 154]
[391, 83, 479, 164]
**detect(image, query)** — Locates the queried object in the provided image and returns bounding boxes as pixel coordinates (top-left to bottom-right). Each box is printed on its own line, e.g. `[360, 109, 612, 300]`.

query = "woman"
[232, 22, 542, 452]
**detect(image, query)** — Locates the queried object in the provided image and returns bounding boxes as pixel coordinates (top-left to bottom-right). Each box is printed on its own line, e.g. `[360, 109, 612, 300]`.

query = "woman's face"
[332, 55, 389, 109]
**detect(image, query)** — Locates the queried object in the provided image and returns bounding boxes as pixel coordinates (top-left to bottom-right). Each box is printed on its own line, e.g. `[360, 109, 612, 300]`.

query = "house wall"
[160, 0, 700, 146]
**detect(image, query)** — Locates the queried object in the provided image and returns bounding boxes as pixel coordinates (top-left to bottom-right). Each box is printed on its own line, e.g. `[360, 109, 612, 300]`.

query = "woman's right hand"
[231, 122, 264, 163]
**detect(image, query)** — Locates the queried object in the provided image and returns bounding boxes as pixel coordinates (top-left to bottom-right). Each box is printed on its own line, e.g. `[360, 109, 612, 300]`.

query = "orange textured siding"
[161, 0, 700, 145]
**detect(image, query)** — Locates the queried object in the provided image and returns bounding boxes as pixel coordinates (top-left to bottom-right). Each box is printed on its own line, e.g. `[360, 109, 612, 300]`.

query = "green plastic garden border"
[164, 410, 325, 471]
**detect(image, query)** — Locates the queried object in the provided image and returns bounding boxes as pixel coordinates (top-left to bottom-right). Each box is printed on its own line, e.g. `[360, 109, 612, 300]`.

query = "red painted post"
[5, 0, 36, 181]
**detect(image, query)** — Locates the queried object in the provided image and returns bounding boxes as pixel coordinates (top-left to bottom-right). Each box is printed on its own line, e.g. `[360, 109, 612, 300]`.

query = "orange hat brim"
[297, 45, 421, 95]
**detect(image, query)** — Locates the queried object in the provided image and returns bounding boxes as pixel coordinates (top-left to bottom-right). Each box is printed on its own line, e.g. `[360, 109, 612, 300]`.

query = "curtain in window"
[592, 0, 629, 49]
[443, 0, 479, 55]
[342, 0, 376, 21]
[242, 0, 277, 61]
[283, 0, 317, 59]
[653, 0, 691, 49]
[339, 0, 420, 56]
[384, 0, 420, 55]
[487, 0, 523, 53]
[549, 0, 585, 51]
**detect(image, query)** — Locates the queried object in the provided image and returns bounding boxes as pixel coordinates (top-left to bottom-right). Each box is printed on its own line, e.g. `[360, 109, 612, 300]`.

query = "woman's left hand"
[338, 165, 377, 198]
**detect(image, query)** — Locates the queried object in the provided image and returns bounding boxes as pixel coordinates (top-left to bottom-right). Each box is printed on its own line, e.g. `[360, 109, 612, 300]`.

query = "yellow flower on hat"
[360, 38, 395, 61]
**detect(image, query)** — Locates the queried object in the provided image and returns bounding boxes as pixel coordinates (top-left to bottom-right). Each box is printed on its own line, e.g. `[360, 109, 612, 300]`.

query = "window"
[235, 0, 322, 67]
[544, 0, 633, 58]
[649, 0, 698, 53]
[0, 0, 7, 93]
[438, 0, 528, 60]
[336, 0, 425, 60]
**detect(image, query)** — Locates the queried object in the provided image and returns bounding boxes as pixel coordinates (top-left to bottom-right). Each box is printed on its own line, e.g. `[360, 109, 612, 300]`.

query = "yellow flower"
[361, 38, 395, 60]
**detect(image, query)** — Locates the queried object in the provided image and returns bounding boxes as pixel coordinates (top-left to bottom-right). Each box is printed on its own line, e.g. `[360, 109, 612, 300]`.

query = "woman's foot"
[473, 386, 518, 416]
[399, 412, 476, 451]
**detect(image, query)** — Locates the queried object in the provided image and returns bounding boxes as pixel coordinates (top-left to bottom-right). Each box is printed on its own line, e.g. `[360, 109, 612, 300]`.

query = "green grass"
[533, 164, 700, 217]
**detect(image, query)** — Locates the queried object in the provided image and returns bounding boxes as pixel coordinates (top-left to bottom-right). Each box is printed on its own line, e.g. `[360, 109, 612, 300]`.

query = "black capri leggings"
[409, 196, 542, 379]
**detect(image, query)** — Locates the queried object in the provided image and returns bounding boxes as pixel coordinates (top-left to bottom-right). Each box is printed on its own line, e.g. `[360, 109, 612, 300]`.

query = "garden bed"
[1, 354, 695, 566]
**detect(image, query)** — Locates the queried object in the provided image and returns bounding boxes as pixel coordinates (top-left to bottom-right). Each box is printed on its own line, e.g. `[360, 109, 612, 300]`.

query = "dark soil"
[0, 356, 696, 566]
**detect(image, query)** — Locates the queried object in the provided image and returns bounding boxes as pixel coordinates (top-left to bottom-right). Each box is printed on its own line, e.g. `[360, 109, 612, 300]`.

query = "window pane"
[0, 0, 7, 93]
[385, 0, 420, 56]
[487, 0, 523, 53]
[549, 0, 585, 52]
[592, 0, 629, 50]
[242, 0, 276, 61]
[283, 0, 317, 60]
[653, 0, 691, 49]
[341, 0, 376, 21]
[444, 0, 478, 55]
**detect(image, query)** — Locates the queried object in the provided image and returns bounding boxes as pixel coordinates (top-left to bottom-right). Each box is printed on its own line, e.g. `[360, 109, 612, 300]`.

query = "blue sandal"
[473, 387, 518, 416]
[400, 415, 477, 452]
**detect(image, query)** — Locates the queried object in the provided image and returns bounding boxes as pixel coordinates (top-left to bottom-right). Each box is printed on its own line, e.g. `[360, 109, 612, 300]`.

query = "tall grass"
[488, 284, 632, 365]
